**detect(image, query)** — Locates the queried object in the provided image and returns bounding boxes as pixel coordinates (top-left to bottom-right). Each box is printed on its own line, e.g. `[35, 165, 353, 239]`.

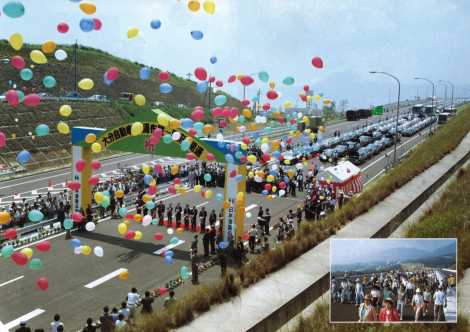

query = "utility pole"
[186, 73, 193, 80]
[73, 41, 78, 95]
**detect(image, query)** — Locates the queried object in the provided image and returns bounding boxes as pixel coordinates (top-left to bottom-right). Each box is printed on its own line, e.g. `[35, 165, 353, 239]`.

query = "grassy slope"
[0, 40, 241, 108]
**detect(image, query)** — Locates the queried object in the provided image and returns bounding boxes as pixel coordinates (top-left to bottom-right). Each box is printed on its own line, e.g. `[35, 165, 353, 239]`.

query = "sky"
[331, 239, 456, 265]
[1, 0, 469, 108]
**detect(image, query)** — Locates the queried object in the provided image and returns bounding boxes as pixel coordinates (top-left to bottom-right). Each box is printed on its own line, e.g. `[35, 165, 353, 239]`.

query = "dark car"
[319, 148, 338, 163]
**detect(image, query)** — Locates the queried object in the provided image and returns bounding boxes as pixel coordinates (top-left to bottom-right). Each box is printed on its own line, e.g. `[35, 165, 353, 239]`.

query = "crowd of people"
[332, 268, 452, 322]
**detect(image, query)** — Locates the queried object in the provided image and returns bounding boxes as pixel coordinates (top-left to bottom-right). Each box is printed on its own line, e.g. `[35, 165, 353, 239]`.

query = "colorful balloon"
[79, 1, 96, 15]
[188, 0, 200, 12]
[127, 27, 139, 39]
[150, 19, 161, 29]
[140, 67, 151, 80]
[54, 49, 68, 61]
[214, 94, 227, 106]
[11, 55, 25, 70]
[311, 56, 324, 69]
[16, 150, 31, 164]
[2, 1, 25, 18]
[203, 0, 216, 14]
[59, 105, 72, 117]
[210, 56, 217, 64]
[43, 75, 56, 88]
[20, 68, 33, 81]
[159, 83, 173, 94]
[9, 32, 23, 51]
[30, 50, 47, 64]
[258, 71, 269, 82]
[37, 277, 49, 290]
[79, 18, 95, 32]
[283, 76, 295, 86]
[78, 78, 94, 90]
[93, 18, 102, 30]
[57, 121, 70, 134]
[12, 252, 28, 266]
[190, 30, 204, 40]
[194, 67, 207, 81]
[159, 71, 170, 82]
[57, 22, 69, 33]
[35, 124, 49, 137]
[41, 40, 56, 54]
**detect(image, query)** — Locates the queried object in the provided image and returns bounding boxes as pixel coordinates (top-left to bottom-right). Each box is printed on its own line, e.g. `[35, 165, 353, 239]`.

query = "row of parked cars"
[314, 113, 436, 165]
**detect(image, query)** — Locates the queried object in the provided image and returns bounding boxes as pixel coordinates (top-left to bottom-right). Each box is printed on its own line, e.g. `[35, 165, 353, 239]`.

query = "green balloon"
[101, 196, 110, 208]
[282, 76, 295, 86]
[29, 258, 43, 270]
[162, 134, 172, 144]
[43, 75, 56, 89]
[20, 68, 33, 81]
[64, 218, 73, 230]
[258, 71, 269, 83]
[1, 244, 14, 258]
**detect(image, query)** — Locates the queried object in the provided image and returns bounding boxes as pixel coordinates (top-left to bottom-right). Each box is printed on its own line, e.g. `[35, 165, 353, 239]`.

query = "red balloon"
[93, 18, 102, 30]
[261, 153, 271, 163]
[241, 99, 250, 107]
[208, 76, 215, 83]
[88, 175, 100, 186]
[11, 56, 25, 70]
[186, 152, 196, 160]
[174, 178, 181, 185]
[91, 160, 101, 171]
[37, 277, 49, 291]
[215, 80, 223, 87]
[229, 170, 237, 178]
[154, 232, 164, 241]
[159, 71, 170, 82]
[75, 159, 86, 172]
[194, 67, 207, 81]
[211, 107, 222, 117]
[303, 84, 310, 92]
[168, 185, 176, 194]
[36, 241, 51, 252]
[4, 228, 17, 240]
[207, 153, 215, 161]
[158, 287, 167, 295]
[106, 67, 119, 81]
[188, 128, 197, 137]
[227, 75, 236, 83]
[125, 231, 136, 240]
[311, 57, 324, 69]
[264, 183, 272, 191]
[67, 181, 81, 191]
[240, 75, 254, 86]
[72, 211, 83, 223]
[262, 103, 271, 111]
[239, 155, 247, 163]
[300, 94, 307, 102]
[191, 108, 205, 121]
[11, 252, 28, 266]
[230, 107, 239, 118]
[266, 90, 279, 100]
[242, 136, 250, 144]
[24, 94, 41, 107]
[57, 22, 69, 33]
[279, 181, 286, 189]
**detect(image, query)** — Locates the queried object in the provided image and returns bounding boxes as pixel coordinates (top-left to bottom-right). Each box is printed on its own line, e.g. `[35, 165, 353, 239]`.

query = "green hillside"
[0, 40, 241, 108]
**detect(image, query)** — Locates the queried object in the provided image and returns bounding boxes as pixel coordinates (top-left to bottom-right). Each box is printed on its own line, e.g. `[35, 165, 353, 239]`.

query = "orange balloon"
[41, 40, 56, 54]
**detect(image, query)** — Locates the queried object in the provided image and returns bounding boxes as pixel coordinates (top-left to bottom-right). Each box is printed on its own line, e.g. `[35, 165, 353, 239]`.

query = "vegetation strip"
[127, 106, 470, 332]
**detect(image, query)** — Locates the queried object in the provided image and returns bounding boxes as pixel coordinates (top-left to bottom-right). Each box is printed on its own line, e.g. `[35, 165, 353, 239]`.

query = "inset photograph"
[330, 238, 457, 323]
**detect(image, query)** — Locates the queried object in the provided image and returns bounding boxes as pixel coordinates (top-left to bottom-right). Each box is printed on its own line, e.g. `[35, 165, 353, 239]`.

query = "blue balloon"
[193, 122, 204, 131]
[143, 174, 153, 185]
[164, 255, 173, 264]
[218, 241, 228, 249]
[35, 124, 49, 137]
[203, 173, 212, 182]
[16, 150, 31, 164]
[235, 174, 243, 182]
[214, 95, 227, 106]
[196, 81, 208, 93]
[139, 67, 151, 80]
[215, 193, 224, 201]
[210, 56, 217, 64]
[190, 30, 204, 40]
[2, 1, 25, 18]
[225, 154, 234, 164]
[20, 68, 33, 81]
[28, 209, 44, 222]
[181, 118, 193, 129]
[180, 139, 191, 151]
[159, 83, 173, 94]
[79, 18, 95, 32]
[118, 207, 128, 217]
[150, 19, 162, 29]
[103, 73, 113, 86]
[145, 201, 155, 210]
[63, 218, 73, 230]
[165, 249, 175, 257]
[70, 239, 81, 248]
[43, 75, 56, 89]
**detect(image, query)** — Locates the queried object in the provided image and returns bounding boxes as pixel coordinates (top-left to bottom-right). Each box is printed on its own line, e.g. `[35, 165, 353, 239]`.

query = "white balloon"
[254, 175, 263, 183]
[239, 126, 246, 133]
[142, 215, 152, 227]
[279, 190, 286, 197]
[216, 133, 224, 140]
[172, 132, 181, 141]
[246, 212, 252, 218]
[85, 222, 96, 232]
[261, 143, 270, 153]
[54, 49, 68, 61]
[295, 163, 304, 170]
[167, 228, 174, 235]
[93, 246, 104, 257]
[74, 246, 82, 255]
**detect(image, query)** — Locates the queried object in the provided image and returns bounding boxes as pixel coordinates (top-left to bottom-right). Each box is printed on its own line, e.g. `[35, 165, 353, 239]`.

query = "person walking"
[202, 228, 210, 257]
[50, 314, 64, 332]
[126, 287, 141, 319]
[164, 290, 176, 308]
[209, 209, 217, 227]
[99, 306, 115, 332]
[355, 278, 364, 307]
[140, 291, 154, 314]
[191, 253, 199, 285]
[191, 235, 199, 256]
[166, 203, 173, 227]
[433, 286, 447, 321]
[379, 298, 400, 322]
[199, 207, 207, 233]
[157, 201, 165, 225]
[423, 287, 432, 318]
[358, 294, 378, 322]
[248, 224, 257, 253]
[264, 208, 271, 235]
[412, 288, 425, 321]
[397, 285, 406, 321]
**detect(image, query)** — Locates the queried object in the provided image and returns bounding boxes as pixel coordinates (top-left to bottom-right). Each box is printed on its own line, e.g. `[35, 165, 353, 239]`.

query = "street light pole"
[414, 77, 435, 135]
[369, 71, 401, 165]
[439, 80, 455, 111]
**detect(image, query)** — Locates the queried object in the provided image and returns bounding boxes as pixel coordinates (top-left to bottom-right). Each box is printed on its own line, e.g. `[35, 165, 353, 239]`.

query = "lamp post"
[439, 80, 455, 111]
[414, 77, 435, 135]
[369, 71, 401, 165]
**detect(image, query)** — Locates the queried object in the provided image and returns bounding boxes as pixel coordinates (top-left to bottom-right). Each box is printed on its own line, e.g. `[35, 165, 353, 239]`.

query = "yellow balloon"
[134, 231, 143, 240]
[127, 27, 140, 39]
[176, 227, 184, 235]
[59, 105, 72, 117]
[223, 200, 230, 209]
[9, 33, 23, 51]
[315, 95, 321, 102]
[242, 109, 252, 119]
[247, 154, 257, 164]
[131, 122, 143, 136]
[79, 1, 96, 14]
[240, 143, 248, 150]
[272, 186, 277, 193]
[269, 80, 276, 89]
[85, 133, 96, 144]
[94, 192, 104, 203]
[81, 245, 92, 256]
[21, 248, 33, 260]
[115, 190, 124, 199]
[0, 211, 11, 225]
[91, 142, 102, 153]
[57, 121, 70, 135]
[78, 78, 94, 90]
[169, 119, 181, 130]
[134, 214, 143, 222]
[30, 50, 47, 64]
[236, 192, 244, 201]
[194, 185, 202, 193]
[205, 190, 213, 199]
[188, 0, 200, 12]
[142, 164, 150, 174]
[307, 95, 313, 102]
[266, 175, 275, 183]
[157, 113, 169, 127]
[283, 101, 293, 109]
[119, 269, 129, 280]
[203, 0, 215, 14]
[142, 194, 152, 203]
[203, 124, 214, 135]
[248, 171, 254, 178]
[261, 137, 269, 144]
[118, 223, 127, 235]
[41, 40, 56, 54]
[284, 159, 291, 165]
[133, 94, 146, 106]
[323, 98, 332, 105]
[170, 165, 179, 175]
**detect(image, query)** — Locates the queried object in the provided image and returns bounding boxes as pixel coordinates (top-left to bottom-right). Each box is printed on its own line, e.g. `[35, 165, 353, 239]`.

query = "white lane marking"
[245, 204, 257, 212]
[196, 201, 209, 208]
[4, 308, 45, 330]
[84, 268, 128, 289]
[0, 275, 24, 288]
[153, 240, 186, 255]
[0, 320, 5, 332]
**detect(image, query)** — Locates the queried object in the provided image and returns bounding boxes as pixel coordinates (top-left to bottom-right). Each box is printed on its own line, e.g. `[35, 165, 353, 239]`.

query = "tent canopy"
[319, 161, 361, 183]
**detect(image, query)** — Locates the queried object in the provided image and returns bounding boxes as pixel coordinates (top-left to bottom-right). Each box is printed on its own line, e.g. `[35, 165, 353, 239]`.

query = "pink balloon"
[167, 185, 176, 194]
[230, 107, 239, 118]
[149, 135, 159, 145]
[67, 181, 81, 191]
[207, 153, 215, 161]
[215, 80, 223, 87]
[208, 76, 215, 83]
[11, 252, 28, 266]
[36, 241, 51, 252]
[4, 228, 17, 240]
[303, 84, 310, 92]
[37, 277, 49, 291]
[191, 109, 205, 121]
[186, 152, 196, 160]
[154, 164, 163, 175]
[194, 67, 207, 81]
[227, 75, 236, 83]
[24, 94, 41, 107]
[154, 232, 164, 241]
[188, 128, 197, 137]
[72, 212, 83, 223]
[240, 75, 254, 86]
[93, 18, 102, 30]
[91, 160, 101, 171]
[263, 103, 271, 111]
[267, 90, 279, 100]
[211, 107, 222, 117]
[11, 55, 25, 70]
[6, 90, 19, 107]
[75, 159, 86, 172]
[88, 175, 100, 186]
[106, 67, 119, 81]
[159, 71, 170, 82]
[153, 128, 163, 138]
[0, 131, 6, 148]
[311, 57, 324, 69]
[147, 185, 157, 195]
[242, 99, 250, 107]
[219, 120, 226, 128]
[57, 22, 69, 33]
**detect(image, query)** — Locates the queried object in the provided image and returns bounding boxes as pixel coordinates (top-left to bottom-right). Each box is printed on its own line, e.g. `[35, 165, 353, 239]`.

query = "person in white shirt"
[423, 287, 432, 317]
[412, 288, 425, 321]
[433, 286, 447, 321]
[355, 279, 364, 306]
[115, 313, 127, 330]
[127, 287, 140, 319]
[118, 301, 130, 321]
[50, 313, 64, 332]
